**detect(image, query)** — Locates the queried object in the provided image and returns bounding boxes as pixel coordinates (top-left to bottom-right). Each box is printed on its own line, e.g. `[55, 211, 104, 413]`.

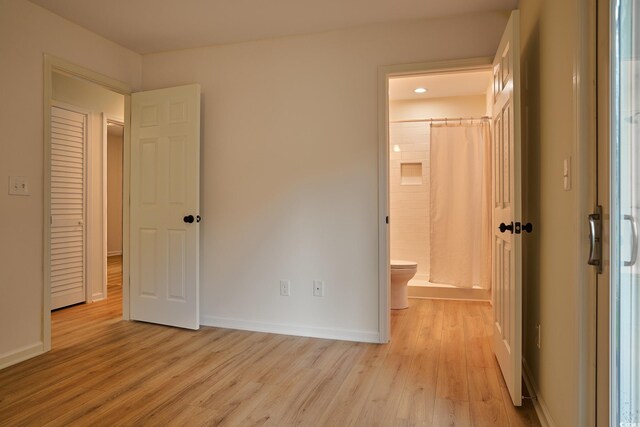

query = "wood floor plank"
[314, 342, 390, 426]
[433, 397, 471, 427]
[0, 257, 540, 426]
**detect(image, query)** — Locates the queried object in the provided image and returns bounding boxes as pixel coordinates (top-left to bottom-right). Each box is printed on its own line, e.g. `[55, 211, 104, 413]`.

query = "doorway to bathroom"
[387, 69, 493, 303]
[380, 57, 527, 417]
[379, 12, 524, 409]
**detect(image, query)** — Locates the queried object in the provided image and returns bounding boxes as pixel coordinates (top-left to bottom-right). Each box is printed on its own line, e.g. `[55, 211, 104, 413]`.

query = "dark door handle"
[522, 223, 533, 233]
[196, 215, 201, 223]
[588, 207, 602, 273]
[183, 215, 194, 224]
[499, 222, 514, 233]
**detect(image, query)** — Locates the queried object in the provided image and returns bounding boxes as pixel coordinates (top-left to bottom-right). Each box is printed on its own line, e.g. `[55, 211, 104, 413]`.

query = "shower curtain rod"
[389, 116, 490, 124]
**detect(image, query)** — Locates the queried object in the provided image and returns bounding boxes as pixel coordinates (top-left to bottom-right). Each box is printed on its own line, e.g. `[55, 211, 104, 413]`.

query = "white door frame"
[596, 1, 610, 425]
[376, 57, 493, 343]
[43, 55, 132, 351]
[102, 114, 125, 299]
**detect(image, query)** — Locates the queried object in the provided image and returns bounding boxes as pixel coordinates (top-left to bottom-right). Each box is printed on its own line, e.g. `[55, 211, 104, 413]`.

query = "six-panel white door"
[491, 10, 523, 406]
[130, 84, 201, 330]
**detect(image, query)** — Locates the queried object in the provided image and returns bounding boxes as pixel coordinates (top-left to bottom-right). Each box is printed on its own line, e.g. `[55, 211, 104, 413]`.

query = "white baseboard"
[0, 342, 44, 370]
[92, 292, 105, 302]
[200, 315, 381, 343]
[107, 251, 122, 257]
[523, 358, 556, 427]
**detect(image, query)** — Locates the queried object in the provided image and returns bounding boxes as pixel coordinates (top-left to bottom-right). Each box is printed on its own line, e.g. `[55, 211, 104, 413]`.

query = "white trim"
[86, 110, 94, 304]
[0, 342, 44, 370]
[201, 315, 380, 344]
[43, 54, 132, 352]
[595, 0, 611, 425]
[92, 292, 105, 302]
[572, 0, 598, 425]
[107, 250, 123, 257]
[523, 358, 557, 427]
[102, 114, 124, 300]
[377, 57, 493, 344]
[122, 96, 131, 321]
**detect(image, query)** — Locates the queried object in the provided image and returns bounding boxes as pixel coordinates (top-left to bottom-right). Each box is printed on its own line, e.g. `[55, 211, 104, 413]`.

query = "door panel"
[492, 10, 523, 406]
[611, 1, 640, 423]
[130, 84, 201, 330]
[50, 106, 87, 310]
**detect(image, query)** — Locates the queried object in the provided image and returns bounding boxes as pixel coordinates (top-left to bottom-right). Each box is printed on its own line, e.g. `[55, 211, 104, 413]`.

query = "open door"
[491, 11, 524, 406]
[130, 84, 201, 330]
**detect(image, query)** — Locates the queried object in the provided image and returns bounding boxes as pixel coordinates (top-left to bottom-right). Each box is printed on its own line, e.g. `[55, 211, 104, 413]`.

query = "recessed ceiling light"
[414, 87, 428, 94]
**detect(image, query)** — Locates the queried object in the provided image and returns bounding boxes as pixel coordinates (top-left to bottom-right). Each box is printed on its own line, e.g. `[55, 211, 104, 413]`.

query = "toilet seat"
[390, 259, 417, 269]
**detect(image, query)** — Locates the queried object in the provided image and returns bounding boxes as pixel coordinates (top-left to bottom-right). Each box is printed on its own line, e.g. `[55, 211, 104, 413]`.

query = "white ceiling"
[389, 70, 493, 101]
[27, 0, 518, 54]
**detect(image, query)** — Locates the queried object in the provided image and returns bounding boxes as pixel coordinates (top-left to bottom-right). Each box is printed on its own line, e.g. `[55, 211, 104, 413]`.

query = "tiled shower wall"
[389, 122, 430, 281]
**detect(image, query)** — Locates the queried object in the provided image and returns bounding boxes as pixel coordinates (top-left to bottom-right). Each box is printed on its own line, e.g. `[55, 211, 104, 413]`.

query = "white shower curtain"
[429, 123, 491, 289]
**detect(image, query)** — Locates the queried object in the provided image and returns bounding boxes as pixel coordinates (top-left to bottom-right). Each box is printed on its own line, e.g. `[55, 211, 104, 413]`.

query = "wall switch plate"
[313, 280, 324, 297]
[280, 280, 290, 296]
[9, 176, 29, 195]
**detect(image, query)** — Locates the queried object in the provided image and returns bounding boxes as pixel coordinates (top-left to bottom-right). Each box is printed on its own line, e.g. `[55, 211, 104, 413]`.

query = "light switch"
[563, 158, 571, 191]
[8, 176, 29, 196]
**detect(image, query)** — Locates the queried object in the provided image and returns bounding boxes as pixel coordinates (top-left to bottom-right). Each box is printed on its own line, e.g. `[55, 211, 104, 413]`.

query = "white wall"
[0, 0, 140, 365]
[389, 95, 487, 282]
[141, 12, 508, 340]
[520, 1, 589, 425]
[52, 72, 125, 300]
[107, 130, 123, 256]
[389, 95, 487, 122]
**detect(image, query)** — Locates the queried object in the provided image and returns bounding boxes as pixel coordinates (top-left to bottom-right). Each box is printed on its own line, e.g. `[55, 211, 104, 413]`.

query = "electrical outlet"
[280, 280, 290, 296]
[536, 324, 541, 349]
[313, 280, 324, 297]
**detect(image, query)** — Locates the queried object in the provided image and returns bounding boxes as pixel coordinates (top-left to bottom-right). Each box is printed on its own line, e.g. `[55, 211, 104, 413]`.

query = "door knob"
[499, 222, 514, 233]
[522, 223, 533, 233]
[183, 215, 194, 224]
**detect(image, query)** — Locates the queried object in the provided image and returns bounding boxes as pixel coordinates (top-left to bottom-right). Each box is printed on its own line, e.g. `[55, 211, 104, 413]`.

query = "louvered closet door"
[50, 105, 87, 310]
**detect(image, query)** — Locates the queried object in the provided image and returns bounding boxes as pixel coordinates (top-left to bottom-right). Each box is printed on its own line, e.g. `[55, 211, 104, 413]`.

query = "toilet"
[390, 259, 418, 310]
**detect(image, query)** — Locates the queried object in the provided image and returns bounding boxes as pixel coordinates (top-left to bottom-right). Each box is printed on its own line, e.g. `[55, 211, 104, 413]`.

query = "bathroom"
[388, 69, 494, 310]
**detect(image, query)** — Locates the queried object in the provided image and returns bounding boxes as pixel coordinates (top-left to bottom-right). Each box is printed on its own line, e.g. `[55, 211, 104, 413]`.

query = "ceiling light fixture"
[414, 87, 428, 94]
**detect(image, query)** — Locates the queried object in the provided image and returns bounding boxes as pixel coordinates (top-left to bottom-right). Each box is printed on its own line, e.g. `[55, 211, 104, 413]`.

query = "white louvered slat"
[50, 106, 86, 310]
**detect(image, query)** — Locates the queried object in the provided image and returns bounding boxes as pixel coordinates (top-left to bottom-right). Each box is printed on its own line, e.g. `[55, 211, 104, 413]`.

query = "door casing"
[43, 55, 132, 351]
[596, 0, 610, 425]
[102, 114, 125, 299]
[376, 56, 493, 343]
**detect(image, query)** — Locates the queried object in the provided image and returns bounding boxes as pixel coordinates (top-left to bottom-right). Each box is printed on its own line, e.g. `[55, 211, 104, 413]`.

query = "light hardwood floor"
[0, 257, 539, 426]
